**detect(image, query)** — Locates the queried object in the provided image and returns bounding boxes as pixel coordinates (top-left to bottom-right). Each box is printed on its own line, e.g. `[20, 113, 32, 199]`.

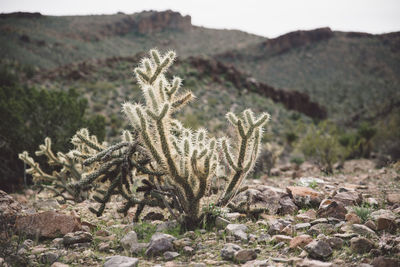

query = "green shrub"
[297, 121, 344, 174]
[0, 83, 105, 191]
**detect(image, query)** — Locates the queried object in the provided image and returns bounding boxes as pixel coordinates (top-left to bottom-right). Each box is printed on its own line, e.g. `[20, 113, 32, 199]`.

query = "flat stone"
[334, 233, 358, 239]
[163, 251, 179, 261]
[350, 237, 376, 254]
[63, 231, 92, 246]
[271, 235, 293, 243]
[295, 223, 311, 231]
[296, 259, 333, 267]
[234, 249, 257, 263]
[304, 240, 332, 260]
[351, 224, 377, 237]
[15, 211, 82, 239]
[51, 263, 70, 267]
[287, 186, 322, 208]
[103, 255, 139, 267]
[333, 190, 362, 206]
[296, 209, 317, 222]
[289, 234, 313, 249]
[307, 223, 335, 236]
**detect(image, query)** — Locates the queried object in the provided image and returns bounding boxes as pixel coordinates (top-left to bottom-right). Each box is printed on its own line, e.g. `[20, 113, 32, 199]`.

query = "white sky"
[1, 0, 399, 38]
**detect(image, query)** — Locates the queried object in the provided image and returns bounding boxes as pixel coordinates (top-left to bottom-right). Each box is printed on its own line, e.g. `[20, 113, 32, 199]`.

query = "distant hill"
[1, 10, 400, 133]
[216, 28, 400, 123]
[0, 10, 264, 69]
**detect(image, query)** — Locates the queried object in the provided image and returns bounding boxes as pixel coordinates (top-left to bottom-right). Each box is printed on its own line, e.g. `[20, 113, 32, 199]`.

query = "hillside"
[26, 54, 324, 142]
[216, 28, 400, 123]
[0, 11, 265, 69]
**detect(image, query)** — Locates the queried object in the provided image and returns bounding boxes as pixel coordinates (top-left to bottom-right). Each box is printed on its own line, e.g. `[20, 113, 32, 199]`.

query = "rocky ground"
[1, 159, 400, 267]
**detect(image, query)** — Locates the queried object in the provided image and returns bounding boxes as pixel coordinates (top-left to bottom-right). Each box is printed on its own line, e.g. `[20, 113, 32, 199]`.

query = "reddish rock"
[317, 199, 347, 220]
[0, 190, 22, 238]
[289, 234, 313, 249]
[287, 186, 322, 208]
[350, 237, 376, 254]
[371, 256, 400, 267]
[345, 213, 361, 224]
[15, 211, 82, 239]
[296, 209, 317, 222]
[387, 193, 400, 205]
[376, 216, 397, 232]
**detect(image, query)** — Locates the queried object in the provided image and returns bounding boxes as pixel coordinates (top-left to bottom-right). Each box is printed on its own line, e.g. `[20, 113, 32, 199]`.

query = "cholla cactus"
[120, 49, 270, 228]
[18, 128, 104, 202]
[20, 49, 270, 230]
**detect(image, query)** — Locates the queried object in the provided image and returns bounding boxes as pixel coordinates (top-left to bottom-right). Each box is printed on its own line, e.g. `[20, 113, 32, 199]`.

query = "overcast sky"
[1, 0, 399, 38]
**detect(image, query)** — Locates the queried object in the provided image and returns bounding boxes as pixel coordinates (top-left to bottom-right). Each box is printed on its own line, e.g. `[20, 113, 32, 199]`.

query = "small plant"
[297, 121, 344, 174]
[254, 143, 283, 176]
[307, 180, 318, 189]
[352, 206, 371, 223]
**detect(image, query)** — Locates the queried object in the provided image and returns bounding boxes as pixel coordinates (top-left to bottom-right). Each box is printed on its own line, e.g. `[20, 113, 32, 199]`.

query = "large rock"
[221, 243, 242, 260]
[279, 196, 298, 215]
[15, 211, 82, 239]
[103, 255, 139, 267]
[0, 190, 22, 237]
[351, 224, 377, 237]
[386, 193, 400, 205]
[290, 234, 313, 249]
[371, 256, 400, 267]
[317, 199, 346, 220]
[226, 224, 248, 241]
[234, 249, 257, 263]
[120, 231, 138, 251]
[231, 186, 284, 216]
[350, 237, 376, 254]
[332, 190, 362, 206]
[374, 211, 397, 232]
[287, 186, 322, 208]
[304, 240, 333, 260]
[145, 233, 176, 257]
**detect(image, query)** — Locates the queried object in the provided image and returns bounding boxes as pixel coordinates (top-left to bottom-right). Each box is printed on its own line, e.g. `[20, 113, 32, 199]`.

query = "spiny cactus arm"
[71, 128, 104, 152]
[218, 111, 270, 206]
[83, 141, 130, 166]
[18, 151, 56, 182]
[74, 157, 124, 188]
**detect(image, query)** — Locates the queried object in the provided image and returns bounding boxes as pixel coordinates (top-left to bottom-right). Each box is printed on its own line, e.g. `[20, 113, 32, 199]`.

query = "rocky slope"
[1, 159, 399, 266]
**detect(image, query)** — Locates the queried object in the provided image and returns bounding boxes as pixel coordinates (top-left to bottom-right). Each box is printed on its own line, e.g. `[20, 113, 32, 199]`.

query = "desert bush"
[0, 83, 105, 192]
[297, 121, 344, 174]
[22, 49, 269, 230]
[254, 143, 283, 176]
